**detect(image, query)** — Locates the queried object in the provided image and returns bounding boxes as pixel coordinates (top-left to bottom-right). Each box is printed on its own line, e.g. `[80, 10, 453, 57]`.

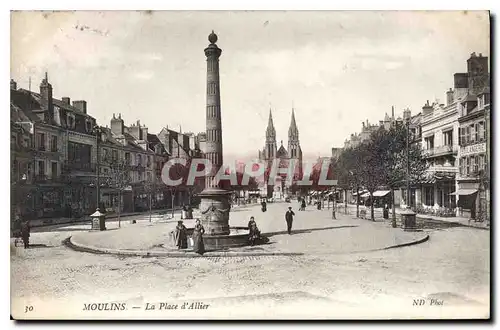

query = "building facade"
[11, 74, 205, 221]
[418, 96, 460, 211]
[11, 75, 99, 220]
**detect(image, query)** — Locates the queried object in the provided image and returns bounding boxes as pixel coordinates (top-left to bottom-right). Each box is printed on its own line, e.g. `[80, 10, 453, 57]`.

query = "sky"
[10, 11, 490, 163]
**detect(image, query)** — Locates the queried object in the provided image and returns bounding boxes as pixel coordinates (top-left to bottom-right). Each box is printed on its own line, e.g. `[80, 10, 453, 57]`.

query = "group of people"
[298, 198, 307, 211]
[174, 219, 205, 255]
[173, 204, 299, 254]
[12, 214, 31, 249]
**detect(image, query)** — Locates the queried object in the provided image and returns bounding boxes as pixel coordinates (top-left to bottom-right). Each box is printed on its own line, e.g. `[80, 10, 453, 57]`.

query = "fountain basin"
[169, 226, 252, 250]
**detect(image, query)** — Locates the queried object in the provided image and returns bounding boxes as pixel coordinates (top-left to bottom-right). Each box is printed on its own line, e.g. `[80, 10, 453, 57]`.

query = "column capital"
[204, 44, 222, 58]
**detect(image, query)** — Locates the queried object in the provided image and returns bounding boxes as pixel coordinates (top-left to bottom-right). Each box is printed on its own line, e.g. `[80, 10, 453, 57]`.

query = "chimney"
[141, 125, 148, 140]
[129, 121, 141, 140]
[72, 100, 87, 114]
[39, 72, 53, 118]
[10, 79, 17, 90]
[422, 100, 433, 116]
[110, 113, 124, 135]
[362, 122, 365, 128]
[446, 88, 454, 106]
[62, 97, 71, 105]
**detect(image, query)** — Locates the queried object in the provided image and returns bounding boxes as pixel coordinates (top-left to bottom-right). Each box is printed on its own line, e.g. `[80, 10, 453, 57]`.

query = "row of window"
[36, 133, 58, 152]
[13, 159, 59, 178]
[101, 148, 153, 167]
[459, 121, 486, 146]
[459, 154, 486, 176]
[100, 167, 153, 182]
[64, 111, 93, 133]
[423, 129, 454, 150]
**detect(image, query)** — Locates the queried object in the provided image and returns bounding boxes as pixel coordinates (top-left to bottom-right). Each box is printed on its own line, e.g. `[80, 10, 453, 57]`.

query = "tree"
[143, 178, 156, 222]
[379, 124, 428, 227]
[337, 146, 366, 218]
[105, 161, 131, 228]
[165, 162, 189, 218]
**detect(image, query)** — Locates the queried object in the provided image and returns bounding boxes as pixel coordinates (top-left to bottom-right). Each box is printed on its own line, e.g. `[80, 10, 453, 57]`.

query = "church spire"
[266, 108, 276, 139]
[288, 108, 298, 138]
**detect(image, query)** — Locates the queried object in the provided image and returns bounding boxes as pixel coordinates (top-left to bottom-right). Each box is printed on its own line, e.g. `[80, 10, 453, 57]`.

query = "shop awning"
[450, 189, 478, 196]
[360, 192, 371, 198]
[352, 190, 368, 196]
[372, 190, 391, 197]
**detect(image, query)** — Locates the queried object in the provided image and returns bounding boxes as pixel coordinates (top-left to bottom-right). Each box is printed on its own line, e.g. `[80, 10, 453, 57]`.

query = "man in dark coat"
[21, 219, 30, 249]
[174, 220, 188, 249]
[285, 207, 295, 235]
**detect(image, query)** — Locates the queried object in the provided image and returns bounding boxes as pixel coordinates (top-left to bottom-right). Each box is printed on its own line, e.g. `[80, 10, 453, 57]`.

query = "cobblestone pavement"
[11, 203, 490, 319]
[68, 203, 427, 255]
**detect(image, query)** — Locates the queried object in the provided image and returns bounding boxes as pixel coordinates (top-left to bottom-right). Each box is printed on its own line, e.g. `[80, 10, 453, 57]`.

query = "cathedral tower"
[288, 108, 300, 159]
[265, 108, 277, 160]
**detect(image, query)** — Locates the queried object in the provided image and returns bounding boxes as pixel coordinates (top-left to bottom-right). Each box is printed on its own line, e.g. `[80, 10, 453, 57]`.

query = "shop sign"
[461, 143, 486, 157]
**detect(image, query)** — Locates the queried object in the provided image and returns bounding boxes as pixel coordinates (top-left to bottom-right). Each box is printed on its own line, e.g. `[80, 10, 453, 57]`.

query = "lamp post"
[401, 115, 416, 230]
[90, 125, 106, 231]
[406, 117, 411, 210]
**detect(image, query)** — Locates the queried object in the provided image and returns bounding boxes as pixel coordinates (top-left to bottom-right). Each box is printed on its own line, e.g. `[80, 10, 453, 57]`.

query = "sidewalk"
[336, 203, 489, 230]
[28, 207, 184, 228]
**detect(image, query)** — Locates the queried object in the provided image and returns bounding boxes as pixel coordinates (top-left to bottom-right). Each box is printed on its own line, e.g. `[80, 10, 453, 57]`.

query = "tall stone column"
[204, 31, 223, 188]
[198, 31, 232, 236]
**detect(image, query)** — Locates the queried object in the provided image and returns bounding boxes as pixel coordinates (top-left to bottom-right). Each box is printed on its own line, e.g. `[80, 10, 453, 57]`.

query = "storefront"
[452, 185, 478, 219]
[371, 190, 391, 208]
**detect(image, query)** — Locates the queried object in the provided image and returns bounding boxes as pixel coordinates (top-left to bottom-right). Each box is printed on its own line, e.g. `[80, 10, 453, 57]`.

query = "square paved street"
[11, 202, 489, 319]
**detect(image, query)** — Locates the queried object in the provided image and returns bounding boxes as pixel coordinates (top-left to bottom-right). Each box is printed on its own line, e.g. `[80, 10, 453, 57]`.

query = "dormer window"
[67, 113, 76, 129]
[85, 119, 93, 133]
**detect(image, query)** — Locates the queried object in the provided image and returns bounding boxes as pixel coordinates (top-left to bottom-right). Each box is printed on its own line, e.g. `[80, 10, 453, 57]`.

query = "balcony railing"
[63, 161, 97, 173]
[427, 166, 458, 173]
[33, 174, 63, 183]
[423, 145, 458, 158]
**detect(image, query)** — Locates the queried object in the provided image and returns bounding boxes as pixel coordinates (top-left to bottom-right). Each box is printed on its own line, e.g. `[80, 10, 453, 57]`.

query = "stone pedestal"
[90, 209, 106, 231]
[199, 188, 232, 236]
[400, 209, 417, 231]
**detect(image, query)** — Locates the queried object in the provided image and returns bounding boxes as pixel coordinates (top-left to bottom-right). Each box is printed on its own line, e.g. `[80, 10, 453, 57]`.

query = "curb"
[382, 234, 430, 250]
[65, 237, 304, 258]
[419, 218, 490, 231]
[65, 231, 431, 258]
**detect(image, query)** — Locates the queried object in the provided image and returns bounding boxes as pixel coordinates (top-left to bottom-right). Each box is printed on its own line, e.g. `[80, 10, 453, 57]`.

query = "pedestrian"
[12, 213, 22, 247]
[383, 203, 389, 219]
[247, 216, 261, 246]
[21, 219, 30, 249]
[174, 220, 188, 249]
[285, 206, 295, 235]
[301, 199, 306, 211]
[186, 205, 194, 219]
[192, 219, 205, 255]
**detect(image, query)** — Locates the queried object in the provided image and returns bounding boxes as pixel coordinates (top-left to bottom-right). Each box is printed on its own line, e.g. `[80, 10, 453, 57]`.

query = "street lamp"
[401, 115, 416, 231]
[90, 125, 106, 231]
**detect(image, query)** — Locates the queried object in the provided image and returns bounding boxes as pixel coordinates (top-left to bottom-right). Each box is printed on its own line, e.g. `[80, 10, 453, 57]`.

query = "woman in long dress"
[192, 219, 205, 255]
[247, 216, 261, 246]
[174, 221, 188, 249]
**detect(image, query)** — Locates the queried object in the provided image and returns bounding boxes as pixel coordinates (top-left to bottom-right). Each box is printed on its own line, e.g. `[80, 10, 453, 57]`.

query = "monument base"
[198, 188, 233, 236]
[400, 209, 418, 231]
